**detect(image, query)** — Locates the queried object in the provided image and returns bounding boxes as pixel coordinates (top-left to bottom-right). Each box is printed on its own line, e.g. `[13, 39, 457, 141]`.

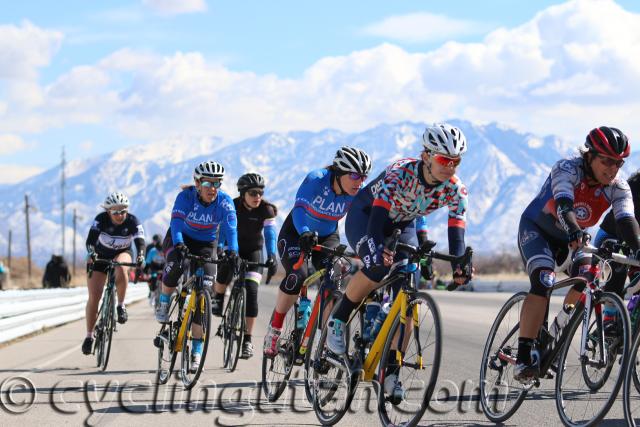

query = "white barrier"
[0, 284, 149, 344]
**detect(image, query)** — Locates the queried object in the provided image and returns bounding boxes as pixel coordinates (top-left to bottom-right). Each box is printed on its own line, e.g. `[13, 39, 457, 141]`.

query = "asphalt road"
[0, 286, 630, 426]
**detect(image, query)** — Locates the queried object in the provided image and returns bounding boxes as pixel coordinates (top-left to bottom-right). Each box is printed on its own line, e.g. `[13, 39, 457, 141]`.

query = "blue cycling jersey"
[170, 186, 238, 251]
[291, 168, 354, 237]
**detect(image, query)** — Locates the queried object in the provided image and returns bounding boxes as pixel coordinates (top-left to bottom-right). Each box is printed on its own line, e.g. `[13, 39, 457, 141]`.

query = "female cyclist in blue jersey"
[514, 126, 640, 382]
[326, 123, 473, 401]
[155, 160, 239, 371]
[263, 147, 372, 357]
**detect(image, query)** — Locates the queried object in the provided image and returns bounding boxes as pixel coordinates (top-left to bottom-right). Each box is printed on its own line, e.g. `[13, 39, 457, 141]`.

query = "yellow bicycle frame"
[361, 289, 421, 380]
[174, 288, 208, 352]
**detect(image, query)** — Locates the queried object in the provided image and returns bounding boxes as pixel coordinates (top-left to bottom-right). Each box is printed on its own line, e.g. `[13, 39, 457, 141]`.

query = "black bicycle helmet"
[237, 173, 265, 193]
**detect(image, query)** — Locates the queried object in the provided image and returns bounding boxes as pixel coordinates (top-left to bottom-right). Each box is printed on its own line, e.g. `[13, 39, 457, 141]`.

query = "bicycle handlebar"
[293, 243, 359, 271]
[88, 258, 139, 279]
[581, 244, 640, 268]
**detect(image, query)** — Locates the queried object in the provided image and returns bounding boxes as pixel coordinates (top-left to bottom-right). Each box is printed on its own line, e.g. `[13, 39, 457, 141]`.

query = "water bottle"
[628, 295, 640, 327]
[370, 302, 392, 343]
[549, 304, 574, 339]
[297, 297, 312, 329]
[363, 302, 381, 342]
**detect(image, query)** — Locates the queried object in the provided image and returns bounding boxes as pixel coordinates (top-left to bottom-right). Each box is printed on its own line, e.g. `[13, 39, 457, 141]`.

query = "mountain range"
[4, 120, 634, 265]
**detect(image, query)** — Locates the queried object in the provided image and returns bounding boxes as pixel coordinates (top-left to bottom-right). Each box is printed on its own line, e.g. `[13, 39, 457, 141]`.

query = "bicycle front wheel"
[624, 327, 640, 426]
[304, 289, 342, 404]
[223, 287, 245, 372]
[377, 291, 442, 427]
[261, 307, 297, 402]
[97, 286, 116, 371]
[556, 291, 631, 427]
[479, 291, 528, 423]
[311, 312, 356, 426]
[180, 290, 212, 389]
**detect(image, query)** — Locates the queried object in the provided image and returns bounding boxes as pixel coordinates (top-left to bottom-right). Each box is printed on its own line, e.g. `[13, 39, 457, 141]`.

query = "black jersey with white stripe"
[86, 212, 145, 258]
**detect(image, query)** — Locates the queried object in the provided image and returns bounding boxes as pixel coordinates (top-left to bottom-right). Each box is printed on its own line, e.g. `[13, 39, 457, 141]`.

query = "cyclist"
[144, 234, 166, 300]
[82, 191, 146, 355]
[514, 126, 640, 382]
[326, 123, 472, 401]
[213, 173, 278, 359]
[263, 146, 372, 357]
[155, 161, 239, 371]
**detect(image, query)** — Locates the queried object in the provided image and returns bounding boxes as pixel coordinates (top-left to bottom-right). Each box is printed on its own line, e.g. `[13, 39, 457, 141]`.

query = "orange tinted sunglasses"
[433, 154, 462, 168]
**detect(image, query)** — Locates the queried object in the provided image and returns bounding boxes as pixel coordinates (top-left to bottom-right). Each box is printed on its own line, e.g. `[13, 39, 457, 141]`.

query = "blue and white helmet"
[422, 123, 467, 157]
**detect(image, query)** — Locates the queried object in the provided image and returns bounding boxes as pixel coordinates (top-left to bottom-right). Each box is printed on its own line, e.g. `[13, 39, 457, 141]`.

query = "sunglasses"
[110, 209, 128, 216]
[432, 154, 462, 168]
[347, 172, 368, 181]
[596, 154, 625, 168]
[247, 189, 264, 197]
[199, 180, 222, 188]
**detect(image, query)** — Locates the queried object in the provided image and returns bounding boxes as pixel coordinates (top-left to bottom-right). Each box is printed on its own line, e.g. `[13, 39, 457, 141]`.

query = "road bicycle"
[217, 258, 269, 372]
[310, 231, 473, 427]
[89, 258, 138, 371]
[480, 244, 635, 427]
[153, 253, 224, 389]
[261, 243, 358, 403]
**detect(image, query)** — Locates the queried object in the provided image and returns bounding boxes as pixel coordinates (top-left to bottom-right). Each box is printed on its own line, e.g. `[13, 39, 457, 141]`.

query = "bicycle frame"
[174, 264, 208, 353]
[362, 285, 416, 380]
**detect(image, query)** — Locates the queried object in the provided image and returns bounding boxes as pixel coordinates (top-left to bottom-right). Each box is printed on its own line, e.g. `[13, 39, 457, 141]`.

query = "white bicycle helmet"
[422, 123, 467, 157]
[333, 146, 372, 175]
[102, 191, 129, 209]
[193, 161, 225, 180]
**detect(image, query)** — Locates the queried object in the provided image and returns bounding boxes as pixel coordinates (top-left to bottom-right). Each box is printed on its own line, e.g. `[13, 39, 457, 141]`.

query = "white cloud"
[0, 21, 62, 80]
[0, 164, 43, 184]
[142, 0, 207, 16]
[361, 12, 488, 43]
[3, 0, 640, 146]
[0, 134, 28, 155]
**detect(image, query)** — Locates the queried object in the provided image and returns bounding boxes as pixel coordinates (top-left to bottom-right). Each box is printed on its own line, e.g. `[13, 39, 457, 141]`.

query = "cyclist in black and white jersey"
[82, 191, 146, 355]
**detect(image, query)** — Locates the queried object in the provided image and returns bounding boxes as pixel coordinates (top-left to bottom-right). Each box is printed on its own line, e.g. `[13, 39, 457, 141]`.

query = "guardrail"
[0, 284, 149, 344]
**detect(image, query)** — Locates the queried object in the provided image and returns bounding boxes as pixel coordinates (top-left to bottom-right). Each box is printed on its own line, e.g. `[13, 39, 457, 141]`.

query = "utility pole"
[61, 146, 66, 258]
[7, 230, 11, 270]
[72, 209, 79, 276]
[25, 195, 32, 279]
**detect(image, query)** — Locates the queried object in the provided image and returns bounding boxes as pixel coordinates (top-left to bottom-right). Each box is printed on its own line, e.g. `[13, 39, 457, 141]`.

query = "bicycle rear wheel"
[223, 287, 245, 372]
[180, 290, 212, 389]
[556, 292, 630, 427]
[479, 291, 528, 423]
[156, 293, 180, 385]
[261, 307, 297, 402]
[377, 291, 441, 427]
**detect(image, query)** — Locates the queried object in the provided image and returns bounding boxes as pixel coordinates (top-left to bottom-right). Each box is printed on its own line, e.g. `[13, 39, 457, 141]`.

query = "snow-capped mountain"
[2, 120, 631, 265]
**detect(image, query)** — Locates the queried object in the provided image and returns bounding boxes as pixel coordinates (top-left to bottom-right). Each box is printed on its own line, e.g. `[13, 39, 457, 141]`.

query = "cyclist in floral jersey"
[326, 123, 473, 401]
[514, 126, 640, 382]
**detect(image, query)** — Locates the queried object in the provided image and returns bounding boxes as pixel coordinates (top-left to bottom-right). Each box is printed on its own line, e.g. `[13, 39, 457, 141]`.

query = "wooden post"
[72, 208, 77, 276]
[7, 229, 11, 270]
[25, 195, 32, 279]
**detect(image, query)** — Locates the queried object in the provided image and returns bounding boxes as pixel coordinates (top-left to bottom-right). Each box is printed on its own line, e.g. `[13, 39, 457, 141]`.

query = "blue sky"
[2, 0, 640, 182]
